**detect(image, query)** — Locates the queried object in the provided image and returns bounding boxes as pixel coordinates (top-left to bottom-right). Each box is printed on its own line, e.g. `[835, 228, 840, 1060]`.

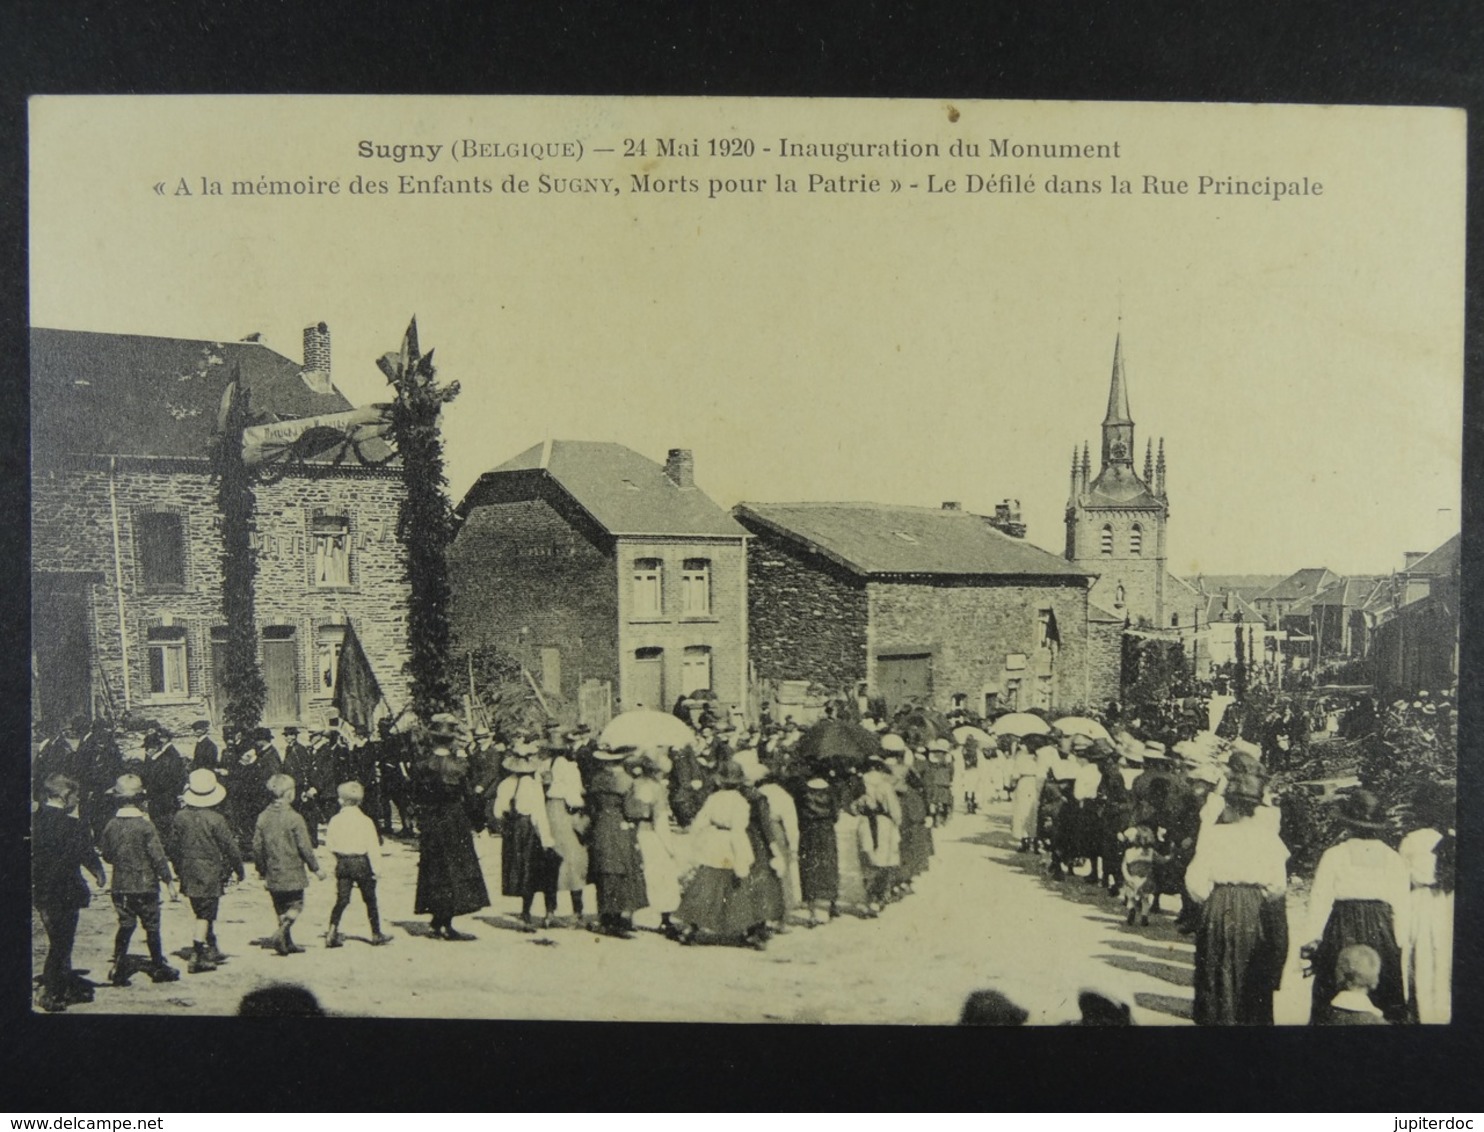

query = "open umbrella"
[988, 712, 1051, 738]
[953, 725, 993, 746]
[795, 718, 882, 766]
[1052, 716, 1111, 742]
[599, 709, 696, 751]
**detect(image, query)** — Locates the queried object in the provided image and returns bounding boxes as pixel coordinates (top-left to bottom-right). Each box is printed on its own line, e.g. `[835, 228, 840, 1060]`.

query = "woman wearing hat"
[491, 746, 560, 928]
[795, 774, 841, 926]
[624, 750, 683, 937]
[543, 742, 591, 923]
[1400, 781, 1454, 1023]
[854, 751, 902, 917]
[412, 724, 490, 940]
[1184, 768, 1290, 1024]
[1006, 737, 1042, 853]
[585, 746, 648, 938]
[1301, 790, 1410, 1023]
[166, 769, 245, 973]
[673, 760, 760, 945]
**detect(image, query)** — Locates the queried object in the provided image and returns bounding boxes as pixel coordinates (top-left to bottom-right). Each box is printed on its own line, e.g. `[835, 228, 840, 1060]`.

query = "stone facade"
[31, 455, 409, 736]
[868, 579, 1109, 714]
[744, 532, 868, 696]
[1067, 502, 1169, 629]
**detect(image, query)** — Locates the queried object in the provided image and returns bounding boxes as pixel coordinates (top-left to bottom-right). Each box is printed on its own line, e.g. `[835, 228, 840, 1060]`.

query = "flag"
[333, 623, 383, 733]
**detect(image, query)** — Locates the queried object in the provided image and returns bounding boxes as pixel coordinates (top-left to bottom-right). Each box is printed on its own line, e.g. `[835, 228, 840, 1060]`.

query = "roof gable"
[735, 502, 1090, 580]
[31, 327, 375, 462]
[1257, 567, 1340, 603]
[464, 440, 746, 539]
[1406, 534, 1460, 577]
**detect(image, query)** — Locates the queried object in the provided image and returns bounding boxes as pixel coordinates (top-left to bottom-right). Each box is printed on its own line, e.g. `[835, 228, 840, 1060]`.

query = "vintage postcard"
[28, 96, 1463, 1025]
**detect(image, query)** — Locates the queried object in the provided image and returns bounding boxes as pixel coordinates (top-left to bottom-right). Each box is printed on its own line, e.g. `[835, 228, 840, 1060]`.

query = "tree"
[378, 318, 461, 720]
[209, 370, 267, 739]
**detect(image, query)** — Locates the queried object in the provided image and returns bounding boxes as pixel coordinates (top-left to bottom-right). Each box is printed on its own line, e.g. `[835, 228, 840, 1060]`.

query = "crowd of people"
[30, 687, 1455, 1026]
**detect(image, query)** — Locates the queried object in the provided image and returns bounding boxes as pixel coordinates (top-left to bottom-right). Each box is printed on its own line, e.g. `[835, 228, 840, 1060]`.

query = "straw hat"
[593, 743, 636, 762]
[880, 733, 908, 754]
[182, 768, 227, 808]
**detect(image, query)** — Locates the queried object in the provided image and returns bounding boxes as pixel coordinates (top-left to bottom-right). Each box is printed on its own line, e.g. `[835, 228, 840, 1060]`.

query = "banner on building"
[241, 406, 392, 470]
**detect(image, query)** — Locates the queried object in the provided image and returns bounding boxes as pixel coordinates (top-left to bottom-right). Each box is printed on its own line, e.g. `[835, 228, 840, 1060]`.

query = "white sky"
[29, 96, 1465, 576]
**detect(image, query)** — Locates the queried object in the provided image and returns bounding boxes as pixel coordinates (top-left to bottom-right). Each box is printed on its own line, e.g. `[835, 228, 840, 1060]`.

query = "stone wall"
[743, 530, 868, 696]
[1070, 503, 1168, 629]
[867, 579, 1104, 714]
[31, 457, 408, 736]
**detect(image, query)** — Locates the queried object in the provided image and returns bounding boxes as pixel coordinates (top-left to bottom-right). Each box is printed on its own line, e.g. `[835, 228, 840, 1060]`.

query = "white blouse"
[1398, 827, 1444, 888]
[1305, 837, 1410, 943]
[1184, 819, 1290, 901]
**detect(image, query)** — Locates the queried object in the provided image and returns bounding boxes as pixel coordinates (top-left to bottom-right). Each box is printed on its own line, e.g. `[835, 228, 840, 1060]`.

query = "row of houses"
[31, 324, 1125, 737]
[446, 441, 1124, 730]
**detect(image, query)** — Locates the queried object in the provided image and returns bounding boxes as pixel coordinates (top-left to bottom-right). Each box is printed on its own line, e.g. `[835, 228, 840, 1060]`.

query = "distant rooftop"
[735, 501, 1090, 580]
[460, 440, 747, 539]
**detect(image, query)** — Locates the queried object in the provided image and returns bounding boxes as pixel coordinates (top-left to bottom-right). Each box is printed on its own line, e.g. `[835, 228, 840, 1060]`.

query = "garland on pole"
[378, 317, 462, 721]
[210, 369, 267, 739]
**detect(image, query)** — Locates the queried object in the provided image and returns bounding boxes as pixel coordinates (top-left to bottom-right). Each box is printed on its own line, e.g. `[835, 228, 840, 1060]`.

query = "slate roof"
[1083, 464, 1163, 508]
[1306, 577, 1385, 611]
[734, 502, 1090, 580]
[464, 440, 747, 539]
[1256, 567, 1341, 604]
[31, 327, 384, 462]
[1405, 534, 1460, 577]
[1183, 574, 1286, 601]
[1197, 590, 1266, 624]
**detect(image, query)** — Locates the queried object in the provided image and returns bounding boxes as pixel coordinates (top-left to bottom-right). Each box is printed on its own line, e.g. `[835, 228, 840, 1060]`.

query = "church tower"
[1065, 334, 1170, 627]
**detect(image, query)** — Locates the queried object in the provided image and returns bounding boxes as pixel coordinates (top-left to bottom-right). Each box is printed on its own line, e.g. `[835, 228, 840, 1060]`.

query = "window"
[316, 624, 346, 693]
[137, 512, 185, 588]
[1037, 608, 1060, 651]
[681, 558, 712, 616]
[681, 645, 712, 695]
[312, 514, 351, 588]
[1130, 524, 1143, 556]
[633, 558, 663, 616]
[1171, 612, 1180, 628]
[1037, 675, 1054, 711]
[540, 647, 562, 696]
[1100, 524, 1113, 556]
[146, 625, 189, 698]
[983, 692, 999, 716]
[1004, 678, 1021, 710]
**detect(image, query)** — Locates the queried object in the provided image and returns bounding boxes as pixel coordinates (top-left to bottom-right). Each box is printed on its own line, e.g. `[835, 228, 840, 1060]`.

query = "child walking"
[98, 773, 180, 986]
[33, 774, 107, 1011]
[252, 774, 326, 956]
[324, 781, 393, 947]
[167, 769, 245, 973]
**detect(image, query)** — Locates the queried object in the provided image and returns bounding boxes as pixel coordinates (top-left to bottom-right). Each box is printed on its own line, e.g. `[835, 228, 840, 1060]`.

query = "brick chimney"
[986, 499, 1027, 539]
[941, 501, 961, 511]
[301, 322, 333, 394]
[665, 448, 695, 488]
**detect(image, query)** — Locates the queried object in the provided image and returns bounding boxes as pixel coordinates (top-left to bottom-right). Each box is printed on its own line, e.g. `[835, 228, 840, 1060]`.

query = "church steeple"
[1100, 334, 1135, 469]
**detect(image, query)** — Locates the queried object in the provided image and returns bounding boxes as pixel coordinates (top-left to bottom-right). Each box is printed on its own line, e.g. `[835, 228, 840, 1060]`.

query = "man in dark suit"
[282, 726, 325, 846]
[141, 728, 190, 836]
[190, 720, 220, 771]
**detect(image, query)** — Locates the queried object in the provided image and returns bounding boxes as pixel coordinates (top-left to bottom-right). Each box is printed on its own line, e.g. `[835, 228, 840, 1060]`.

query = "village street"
[33, 799, 1317, 1025]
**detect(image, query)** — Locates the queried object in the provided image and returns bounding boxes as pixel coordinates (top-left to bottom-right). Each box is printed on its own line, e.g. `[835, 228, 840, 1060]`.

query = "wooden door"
[262, 630, 299, 723]
[628, 649, 664, 712]
[877, 653, 931, 712]
[33, 583, 92, 728]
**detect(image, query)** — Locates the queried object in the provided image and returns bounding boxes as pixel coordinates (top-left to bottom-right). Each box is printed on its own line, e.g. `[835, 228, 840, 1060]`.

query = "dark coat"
[413, 755, 490, 918]
[168, 805, 245, 898]
[586, 765, 647, 915]
[143, 746, 190, 824]
[99, 811, 173, 893]
[32, 804, 103, 908]
[191, 736, 220, 771]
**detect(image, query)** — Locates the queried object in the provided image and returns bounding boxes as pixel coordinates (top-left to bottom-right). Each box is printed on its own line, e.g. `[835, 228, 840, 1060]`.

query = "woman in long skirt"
[1301, 790, 1410, 1024]
[855, 754, 902, 916]
[1007, 739, 1041, 852]
[542, 746, 590, 922]
[492, 751, 559, 928]
[795, 776, 840, 925]
[893, 761, 932, 893]
[674, 761, 757, 944]
[413, 731, 491, 941]
[738, 783, 786, 948]
[585, 746, 648, 938]
[626, 751, 683, 938]
[1184, 772, 1290, 1025]
[1401, 781, 1454, 1023]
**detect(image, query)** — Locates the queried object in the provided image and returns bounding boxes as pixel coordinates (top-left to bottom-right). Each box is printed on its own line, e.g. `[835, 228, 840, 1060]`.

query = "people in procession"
[412, 717, 490, 940]
[99, 773, 181, 985]
[167, 768, 245, 973]
[252, 773, 326, 957]
[324, 781, 393, 948]
[585, 744, 648, 939]
[32, 774, 107, 1011]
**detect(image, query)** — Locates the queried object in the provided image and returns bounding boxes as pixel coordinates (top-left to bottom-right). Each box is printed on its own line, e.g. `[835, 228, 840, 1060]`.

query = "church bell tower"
[1065, 333, 1170, 627]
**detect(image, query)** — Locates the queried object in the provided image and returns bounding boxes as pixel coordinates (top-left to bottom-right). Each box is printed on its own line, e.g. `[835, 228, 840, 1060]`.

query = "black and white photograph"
[27, 95, 1464, 1028]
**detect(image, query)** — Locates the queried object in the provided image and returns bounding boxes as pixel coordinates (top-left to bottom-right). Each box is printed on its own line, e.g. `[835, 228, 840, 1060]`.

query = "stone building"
[1369, 535, 1460, 695]
[31, 324, 409, 737]
[1065, 335, 1171, 629]
[736, 501, 1123, 717]
[449, 441, 749, 729]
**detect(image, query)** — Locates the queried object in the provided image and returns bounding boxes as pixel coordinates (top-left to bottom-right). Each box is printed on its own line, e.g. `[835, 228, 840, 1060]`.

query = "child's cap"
[338, 781, 365, 804]
[266, 773, 296, 799]
[108, 773, 146, 798]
